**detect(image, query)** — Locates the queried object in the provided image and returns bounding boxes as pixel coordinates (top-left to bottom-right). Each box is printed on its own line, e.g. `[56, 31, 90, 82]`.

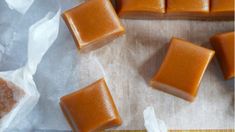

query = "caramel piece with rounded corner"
[62, 0, 125, 52]
[150, 38, 214, 102]
[210, 32, 234, 80]
[210, 0, 234, 20]
[0, 78, 24, 118]
[117, 0, 165, 19]
[166, 0, 210, 19]
[60, 78, 122, 132]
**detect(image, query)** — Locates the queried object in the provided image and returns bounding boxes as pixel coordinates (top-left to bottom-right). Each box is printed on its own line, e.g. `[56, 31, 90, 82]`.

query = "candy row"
[116, 0, 234, 20]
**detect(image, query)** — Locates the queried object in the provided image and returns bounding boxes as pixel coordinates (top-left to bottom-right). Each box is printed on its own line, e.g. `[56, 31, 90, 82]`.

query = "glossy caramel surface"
[117, 0, 165, 18]
[60, 78, 122, 132]
[210, 32, 235, 80]
[167, 0, 209, 13]
[150, 38, 215, 102]
[211, 0, 234, 13]
[62, 0, 125, 52]
[210, 0, 234, 20]
[165, 0, 209, 19]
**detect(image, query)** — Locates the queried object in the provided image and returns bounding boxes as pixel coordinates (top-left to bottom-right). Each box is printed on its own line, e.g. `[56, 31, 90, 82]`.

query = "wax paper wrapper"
[0, 0, 61, 131]
[5, 0, 34, 14]
[144, 106, 167, 132]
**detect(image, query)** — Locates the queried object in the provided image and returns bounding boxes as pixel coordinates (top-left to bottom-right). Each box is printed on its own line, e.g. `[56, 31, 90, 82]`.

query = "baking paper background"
[97, 20, 234, 130]
[0, 0, 234, 131]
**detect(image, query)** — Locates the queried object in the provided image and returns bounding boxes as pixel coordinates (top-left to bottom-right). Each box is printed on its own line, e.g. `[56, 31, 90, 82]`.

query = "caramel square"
[150, 38, 214, 102]
[210, 0, 234, 20]
[62, 0, 125, 52]
[60, 78, 122, 132]
[117, 0, 165, 19]
[167, 0, 210, 19]
[210, 32, 234, 80]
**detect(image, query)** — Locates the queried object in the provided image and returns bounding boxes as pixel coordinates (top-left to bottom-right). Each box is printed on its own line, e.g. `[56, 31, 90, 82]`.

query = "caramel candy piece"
[60, 78, 122, 132]
[166, 0, 210, 19]
[62, 0, 125, 52]
[117, 0, 165, 19]
[0, 78, 24, 118]
[150, 38, 215, 102]
[210, 0, 235, 20]
[210, 32, 234, 80]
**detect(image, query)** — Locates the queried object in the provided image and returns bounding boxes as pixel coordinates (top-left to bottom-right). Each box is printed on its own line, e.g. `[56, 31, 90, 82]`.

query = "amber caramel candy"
[62, 0, 125, 52]
[0, 78, 24, 118]
[117, 0, 165, 19]
[60, 78, 122, 132]
[166, 0, 210, 19]
[210, 0, 235, 20]
[210, 32, 235, 80]
[150, 38, 215, 102]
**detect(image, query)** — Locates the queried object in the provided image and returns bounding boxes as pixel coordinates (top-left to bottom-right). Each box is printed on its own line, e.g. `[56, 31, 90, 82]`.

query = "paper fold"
[0, 8, 61, 132]
[144, 106, 168, 132]
[25, 9, 61, 75]
[5, 0, 34, 14]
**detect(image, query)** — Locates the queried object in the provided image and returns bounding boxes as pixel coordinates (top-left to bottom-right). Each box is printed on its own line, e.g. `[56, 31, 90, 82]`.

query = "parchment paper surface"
[0, 0, 234, 131]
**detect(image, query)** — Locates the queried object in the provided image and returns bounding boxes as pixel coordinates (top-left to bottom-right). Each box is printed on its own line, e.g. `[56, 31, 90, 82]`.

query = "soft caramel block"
[62, 0, 125, 52]
[117, 0, 165, 19]
[210, 0, 235, 20]
[150, 38, 215, 102]
[210, 32, 235, 80]
[60, 78, 122, 132]
[166, 0, 210, 19]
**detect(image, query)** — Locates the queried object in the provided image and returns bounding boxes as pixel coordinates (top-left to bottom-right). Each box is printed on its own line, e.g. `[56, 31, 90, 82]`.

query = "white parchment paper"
[0, 0, 234, 131]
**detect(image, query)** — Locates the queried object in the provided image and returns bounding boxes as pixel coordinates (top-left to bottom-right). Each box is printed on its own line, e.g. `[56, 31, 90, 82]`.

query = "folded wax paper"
[5, 0, 34, 14]
[144, 106, 167, 132]
[0, 0, 234, 131]
[0, 0, 60, 131]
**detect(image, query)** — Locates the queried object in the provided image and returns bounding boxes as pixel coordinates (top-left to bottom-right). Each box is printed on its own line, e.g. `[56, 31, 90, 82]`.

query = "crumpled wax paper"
[0, 0, 234, 131]
[144, 106, 167, 132]
[5, 0, 34, 14]
[0, 0, 61, 131]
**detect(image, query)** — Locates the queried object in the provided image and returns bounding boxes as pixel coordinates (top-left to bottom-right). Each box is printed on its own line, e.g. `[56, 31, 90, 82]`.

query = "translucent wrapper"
[144, 106, 167, 132]
[0, 0, 61, 131]
[5, 0, 34, 14]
